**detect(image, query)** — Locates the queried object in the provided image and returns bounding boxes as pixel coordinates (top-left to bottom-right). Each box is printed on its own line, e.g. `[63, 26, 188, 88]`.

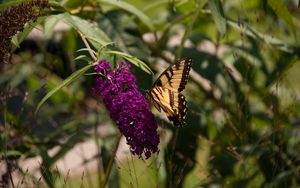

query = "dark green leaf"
[35, 64, 93, 113]
[53, 13, 112, 49]
[98, 0, 154, 31]
[267, 0, 296, 38]
[208, 0, 227, 36]
[227, 19, 294, 53]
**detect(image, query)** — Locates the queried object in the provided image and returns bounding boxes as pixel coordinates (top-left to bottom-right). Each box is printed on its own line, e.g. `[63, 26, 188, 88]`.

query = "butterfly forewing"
[148, 58, 192, 127]
[153, 58, 192, 92]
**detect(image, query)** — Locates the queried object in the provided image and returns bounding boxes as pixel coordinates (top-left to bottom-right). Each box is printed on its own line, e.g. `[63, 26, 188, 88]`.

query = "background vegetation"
[1, 0, 300, 187]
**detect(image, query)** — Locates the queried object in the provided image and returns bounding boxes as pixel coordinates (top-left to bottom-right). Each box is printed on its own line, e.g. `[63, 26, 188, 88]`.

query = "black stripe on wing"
[154, 58, 192, 92]
[148, 87, 163, 112]
[167, 93, 187, 127]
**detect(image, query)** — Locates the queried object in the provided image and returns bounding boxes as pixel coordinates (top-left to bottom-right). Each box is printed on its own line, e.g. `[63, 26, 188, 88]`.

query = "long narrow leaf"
[52, 13, 111, 49]
[267, 0, 296, 39]
[12, 17, 44, 48]
[35, 64, 93, 114]
[98, 0, 154, 31]
[104, 50, 153, 74]
[208, 0, 227, 36]
[44, 16, 60, 38]
[227, 19, 294, 53]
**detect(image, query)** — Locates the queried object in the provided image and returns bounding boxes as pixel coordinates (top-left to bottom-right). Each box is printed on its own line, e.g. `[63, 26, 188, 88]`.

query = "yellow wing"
[148, 58, 192, 127]
[149, 87, 187, 127]
[153, 58, 192, 92]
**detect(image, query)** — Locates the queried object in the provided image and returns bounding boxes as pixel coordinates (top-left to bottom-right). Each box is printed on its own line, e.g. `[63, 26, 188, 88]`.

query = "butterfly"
[146, 58, 192, 127]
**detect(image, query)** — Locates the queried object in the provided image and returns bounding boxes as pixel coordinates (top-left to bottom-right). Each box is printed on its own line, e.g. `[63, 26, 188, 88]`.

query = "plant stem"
[101, 134, 122, 188]
[80, 33, 97, 61]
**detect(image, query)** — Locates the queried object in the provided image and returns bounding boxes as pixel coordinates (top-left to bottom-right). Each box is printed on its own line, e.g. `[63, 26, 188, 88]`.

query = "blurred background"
[1, 0, 300, 187]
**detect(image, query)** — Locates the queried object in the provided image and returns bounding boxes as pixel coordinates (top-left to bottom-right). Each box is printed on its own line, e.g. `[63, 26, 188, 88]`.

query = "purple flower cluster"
[93, 60, 159, 158]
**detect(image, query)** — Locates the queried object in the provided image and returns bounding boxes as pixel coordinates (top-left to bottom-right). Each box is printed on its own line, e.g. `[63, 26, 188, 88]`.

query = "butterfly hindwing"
[148, 58, 192, 127]
[166, 92, 187, 127]
[150, 87, 187, 126]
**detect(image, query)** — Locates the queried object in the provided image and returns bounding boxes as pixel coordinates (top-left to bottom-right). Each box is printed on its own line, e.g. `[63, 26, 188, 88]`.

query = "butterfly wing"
[148, 58, 192, 126]
[150, 87, 187, 127]
[153, 58, 192, 92]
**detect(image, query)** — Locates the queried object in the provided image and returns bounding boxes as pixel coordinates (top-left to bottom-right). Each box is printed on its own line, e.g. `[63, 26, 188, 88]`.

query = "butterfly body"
[147, 58, 192, 127]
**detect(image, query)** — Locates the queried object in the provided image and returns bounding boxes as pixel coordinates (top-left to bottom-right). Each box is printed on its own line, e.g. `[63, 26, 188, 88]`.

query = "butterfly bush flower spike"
[93, 60, 159, 159]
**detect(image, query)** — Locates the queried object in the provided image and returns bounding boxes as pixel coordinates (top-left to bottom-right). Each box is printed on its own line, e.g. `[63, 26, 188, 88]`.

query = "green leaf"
[97, 42, 115, 54]
[232, 46, 262, 67]
[35, 64, 93, 114]
[142, 0, 170, 12]
[208, 0, 227, 36]
[176, 1, 202, 58]
[98, 0, 154, 31]
[76, 48, 97, 60]
[44, 16, 60, 38]
[104, 51, 153, 74]
[52, 13, 112, 49]
[0, 0, 30, 9]
[62, 0, 84, 9]
[0, 150, 22, 158]
[267, 0, 296, 39]
[74, 55, 91, 62]
[11, 17, 44, 48]
[227, 19, 294, 53]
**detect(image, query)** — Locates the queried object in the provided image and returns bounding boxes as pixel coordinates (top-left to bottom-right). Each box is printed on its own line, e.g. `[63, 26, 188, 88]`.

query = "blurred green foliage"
[1, 0, 300, 187]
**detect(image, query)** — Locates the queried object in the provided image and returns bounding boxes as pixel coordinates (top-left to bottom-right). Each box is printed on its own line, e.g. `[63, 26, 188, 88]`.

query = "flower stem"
[80, 33, 97, 61]
[101, 134, 122, 188]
